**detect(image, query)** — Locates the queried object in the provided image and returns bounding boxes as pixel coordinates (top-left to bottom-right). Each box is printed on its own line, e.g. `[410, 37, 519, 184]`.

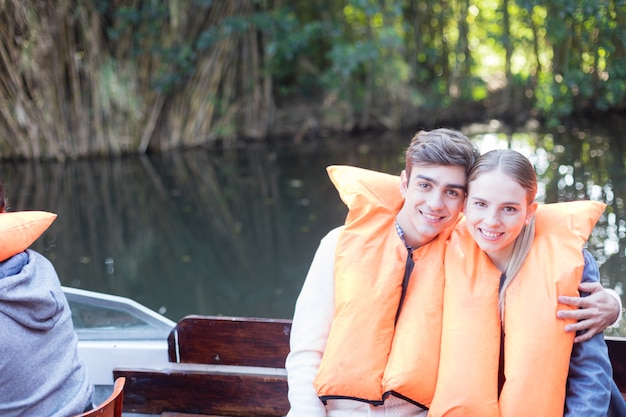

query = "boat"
[65, 287, 626, 416]
[64, 286, 175, 413]
[66, 286, 291, 416]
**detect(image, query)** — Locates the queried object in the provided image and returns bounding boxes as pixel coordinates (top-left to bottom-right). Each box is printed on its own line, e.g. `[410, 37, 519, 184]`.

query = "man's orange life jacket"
[314, 165, 456, 407]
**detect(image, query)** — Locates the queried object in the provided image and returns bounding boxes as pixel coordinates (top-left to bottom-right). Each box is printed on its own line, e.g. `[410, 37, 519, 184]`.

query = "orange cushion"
[0, 211, 57, 262]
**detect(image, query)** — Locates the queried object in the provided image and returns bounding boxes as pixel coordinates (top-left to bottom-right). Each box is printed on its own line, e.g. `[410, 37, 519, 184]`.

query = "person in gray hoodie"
[0, 185, 93, 416]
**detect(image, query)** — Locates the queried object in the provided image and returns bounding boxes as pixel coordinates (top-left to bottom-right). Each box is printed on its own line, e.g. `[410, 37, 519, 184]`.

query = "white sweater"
[285, 227, 427, 417]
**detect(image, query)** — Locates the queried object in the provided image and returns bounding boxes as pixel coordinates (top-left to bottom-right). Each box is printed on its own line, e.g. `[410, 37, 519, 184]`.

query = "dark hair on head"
[405, 128, 480, 180]
[467, 149, 537, 319]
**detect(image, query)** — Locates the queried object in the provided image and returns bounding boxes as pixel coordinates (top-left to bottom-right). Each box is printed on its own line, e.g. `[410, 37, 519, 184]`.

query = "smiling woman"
[428, 149, 623, 417]
[463, 149, 539, 279]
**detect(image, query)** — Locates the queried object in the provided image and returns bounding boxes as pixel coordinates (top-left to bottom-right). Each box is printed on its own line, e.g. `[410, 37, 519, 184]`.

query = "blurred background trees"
[1, 0, 624, 160]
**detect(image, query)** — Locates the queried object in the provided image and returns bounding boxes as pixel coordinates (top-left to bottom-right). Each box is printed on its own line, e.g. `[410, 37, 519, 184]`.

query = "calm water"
[3, 119, 626, 336]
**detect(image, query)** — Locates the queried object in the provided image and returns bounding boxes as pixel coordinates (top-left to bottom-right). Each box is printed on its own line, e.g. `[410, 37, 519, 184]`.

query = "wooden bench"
[114, 315, 292, 417]
[114, 315, 626, 416]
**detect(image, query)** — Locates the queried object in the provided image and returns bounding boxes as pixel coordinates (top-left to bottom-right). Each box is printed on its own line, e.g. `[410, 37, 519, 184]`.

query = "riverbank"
[266, 92, 626, 146]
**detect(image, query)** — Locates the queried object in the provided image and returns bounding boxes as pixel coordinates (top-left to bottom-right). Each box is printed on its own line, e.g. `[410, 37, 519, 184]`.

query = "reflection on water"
[2, 120, 625, 336]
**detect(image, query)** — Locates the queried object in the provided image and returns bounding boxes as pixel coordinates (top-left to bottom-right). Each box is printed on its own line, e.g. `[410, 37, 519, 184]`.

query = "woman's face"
[464, 170, 537, 269]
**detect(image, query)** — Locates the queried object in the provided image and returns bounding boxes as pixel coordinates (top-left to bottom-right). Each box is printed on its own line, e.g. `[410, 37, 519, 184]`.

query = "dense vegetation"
[1, 0, 625, 159]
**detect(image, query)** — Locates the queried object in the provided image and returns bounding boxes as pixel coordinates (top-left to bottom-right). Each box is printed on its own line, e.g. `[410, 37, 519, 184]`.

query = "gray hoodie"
[0, 250, 93, 416]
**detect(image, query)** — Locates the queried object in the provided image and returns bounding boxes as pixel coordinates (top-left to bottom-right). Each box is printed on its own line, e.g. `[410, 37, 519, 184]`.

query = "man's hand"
[557, 282, 621, 343]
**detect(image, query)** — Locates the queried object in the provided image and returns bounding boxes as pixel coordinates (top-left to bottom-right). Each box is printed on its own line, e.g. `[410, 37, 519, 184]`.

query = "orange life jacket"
[314, 165, 605, 414]
[0, 211, 57, 261]
[428, 200, 606, 417]
[314, 165, 455, 407]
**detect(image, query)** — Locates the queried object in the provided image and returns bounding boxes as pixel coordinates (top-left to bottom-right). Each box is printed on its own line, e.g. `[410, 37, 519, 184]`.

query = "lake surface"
[3, 118, 626, 336]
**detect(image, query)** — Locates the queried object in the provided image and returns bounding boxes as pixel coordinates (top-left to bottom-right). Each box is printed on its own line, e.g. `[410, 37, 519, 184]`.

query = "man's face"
[396, 164, 467, 248]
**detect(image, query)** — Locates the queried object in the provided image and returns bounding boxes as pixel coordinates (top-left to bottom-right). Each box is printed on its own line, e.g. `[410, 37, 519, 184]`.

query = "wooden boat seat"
[114, 315, 626, 416]
[76, 377, 125, 417]
[161, 414, 220, 417]
[114, 315, 291, 417]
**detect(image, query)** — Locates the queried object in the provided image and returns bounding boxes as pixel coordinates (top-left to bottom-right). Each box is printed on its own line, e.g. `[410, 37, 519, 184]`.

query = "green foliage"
[534, 0, 626, 119]
[4, 0, 626, 160]
[91, 0, 626, 124]
[260, 7, 334, 95]
[103, 2, 194, 93]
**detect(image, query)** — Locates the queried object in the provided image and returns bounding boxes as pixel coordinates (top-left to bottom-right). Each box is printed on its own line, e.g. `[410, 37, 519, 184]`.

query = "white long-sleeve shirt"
[607, 289, 623, 327]
[285, 227, 428, 417]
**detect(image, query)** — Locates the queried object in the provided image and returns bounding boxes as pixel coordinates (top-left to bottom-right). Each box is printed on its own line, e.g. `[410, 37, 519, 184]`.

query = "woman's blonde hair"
[466, 149, 537, 318]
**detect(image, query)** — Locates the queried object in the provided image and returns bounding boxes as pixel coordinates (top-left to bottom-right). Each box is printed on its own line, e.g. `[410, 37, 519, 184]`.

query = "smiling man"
[286, 129, 478, 417]
[395, 165, 466, 249]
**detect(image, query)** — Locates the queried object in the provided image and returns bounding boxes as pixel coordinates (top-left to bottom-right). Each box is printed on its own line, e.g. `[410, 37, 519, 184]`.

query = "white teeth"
[422, 212, 442, 221]
[480, 229, 501, 238]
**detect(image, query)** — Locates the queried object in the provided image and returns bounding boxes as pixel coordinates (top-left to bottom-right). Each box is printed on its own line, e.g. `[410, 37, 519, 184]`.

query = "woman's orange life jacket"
[314, 165, 606, 414]
[428, 200, 606, 417]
